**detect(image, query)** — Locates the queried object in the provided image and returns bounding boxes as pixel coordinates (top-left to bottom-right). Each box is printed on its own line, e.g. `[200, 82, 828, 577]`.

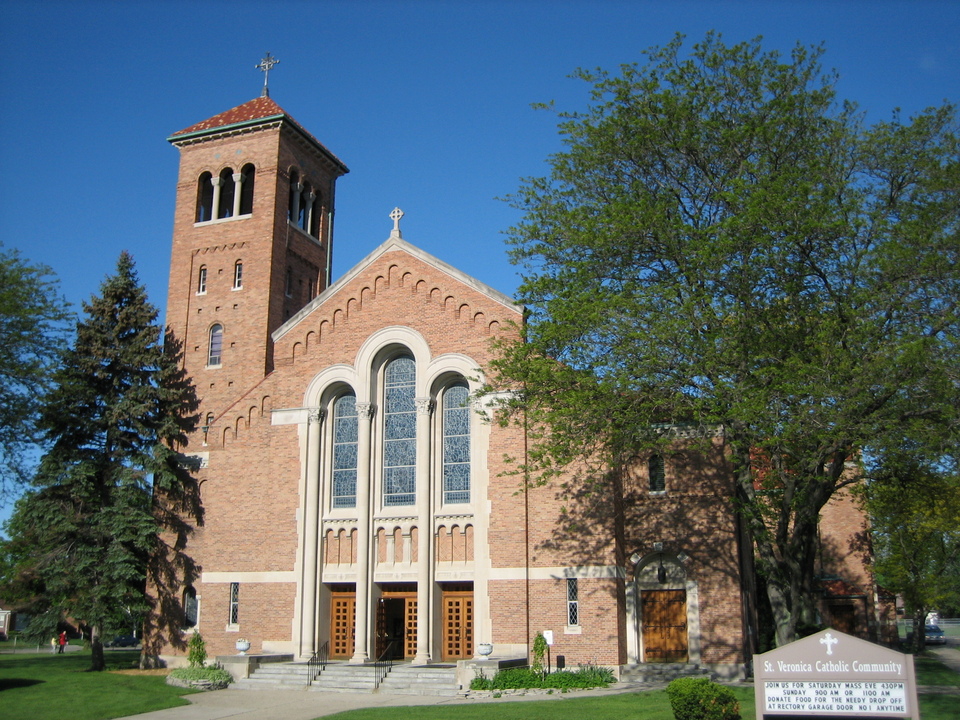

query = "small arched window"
[298, 183, 310, 230]
[196, 172, 213, 222]
[217, 168, 235, 219]
[648, 454, 666, 492]
[197, 265, 207, 294]
[233, 261, 243, 289]
[442, 381, 471, 504]
[383, 356, 417, 506]
[288, 169, 301, 222]
[183, 586, 198, 628]
[208, 324, 223, 366]
[331, 393, 358, 508]
[309, 189, 322, 238]
[238, 163, 255, 215]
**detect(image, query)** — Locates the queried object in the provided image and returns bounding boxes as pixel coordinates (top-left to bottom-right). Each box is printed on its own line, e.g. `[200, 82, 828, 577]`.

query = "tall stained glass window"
[332, 394, 358, 508]
[383, 356, 416, 506]
[442, 382, 470, 504]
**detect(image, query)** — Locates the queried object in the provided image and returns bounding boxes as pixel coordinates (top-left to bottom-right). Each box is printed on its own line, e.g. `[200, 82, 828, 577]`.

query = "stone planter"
[235, 639, 251, 655]
[477, 643, 494, 656]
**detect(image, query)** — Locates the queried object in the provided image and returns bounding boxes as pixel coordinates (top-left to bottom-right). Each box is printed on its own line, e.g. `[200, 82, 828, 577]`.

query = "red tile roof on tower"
[170, 96, 287, 137]
[169, 97, 348, 172]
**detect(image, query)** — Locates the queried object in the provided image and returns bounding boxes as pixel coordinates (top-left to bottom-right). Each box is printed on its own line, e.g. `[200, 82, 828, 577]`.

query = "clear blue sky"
[0, 0, 957, 518]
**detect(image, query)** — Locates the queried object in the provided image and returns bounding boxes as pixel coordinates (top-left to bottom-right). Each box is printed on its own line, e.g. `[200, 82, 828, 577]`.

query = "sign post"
[754, 630, 918, 719]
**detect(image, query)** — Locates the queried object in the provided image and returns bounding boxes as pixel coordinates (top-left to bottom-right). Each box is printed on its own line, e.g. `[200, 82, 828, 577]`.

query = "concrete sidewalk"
[113, 684, 638, 720]
[113, 644, 960, 720]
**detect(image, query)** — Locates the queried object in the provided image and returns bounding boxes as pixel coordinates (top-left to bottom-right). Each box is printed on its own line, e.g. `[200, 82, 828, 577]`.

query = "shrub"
[482, 664, 616, 690]
[168, 665, 234, 690]
[666, 677, 740, 720]
[187, 632, 207, 668]
[491, 667, 542, 689]
[470, 671, 493, 690]
[531, 632, 547, 675]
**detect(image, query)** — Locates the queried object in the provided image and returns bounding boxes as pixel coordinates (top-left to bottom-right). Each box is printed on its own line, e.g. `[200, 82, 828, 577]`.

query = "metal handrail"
[306, 640, 329, 686]
[372, 640, 396, 690]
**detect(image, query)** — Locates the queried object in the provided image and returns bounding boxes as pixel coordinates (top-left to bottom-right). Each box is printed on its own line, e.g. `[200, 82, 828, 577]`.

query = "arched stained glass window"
[442, 382, 470, 504]
[332, 394, 358, 508]
[383, 356, 416, 506]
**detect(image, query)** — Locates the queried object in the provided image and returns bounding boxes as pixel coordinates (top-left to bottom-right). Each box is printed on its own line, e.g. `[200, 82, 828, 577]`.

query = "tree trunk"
[89, 624, 105, 672]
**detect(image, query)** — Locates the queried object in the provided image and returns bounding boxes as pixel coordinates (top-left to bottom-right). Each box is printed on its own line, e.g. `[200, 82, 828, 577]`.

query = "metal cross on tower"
[257, 52, 280, 97]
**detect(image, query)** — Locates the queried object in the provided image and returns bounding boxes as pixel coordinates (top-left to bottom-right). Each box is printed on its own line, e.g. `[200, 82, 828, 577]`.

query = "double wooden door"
[641, 589, 688, 663]
[376, 592, 418, 660]
[442, 591, 474, 661]
[330, 591, 356, 659]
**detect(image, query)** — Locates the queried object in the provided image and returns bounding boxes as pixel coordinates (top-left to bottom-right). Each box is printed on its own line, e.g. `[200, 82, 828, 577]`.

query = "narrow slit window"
[233, 261, 243, 289]
[183, 586, 198, 628]
[567, 578, 579, 626]
[197, 266, 207, 294]
[228, 582, 239, 625]
[649, 454, 666, 492]
[208, 324, 223, 366]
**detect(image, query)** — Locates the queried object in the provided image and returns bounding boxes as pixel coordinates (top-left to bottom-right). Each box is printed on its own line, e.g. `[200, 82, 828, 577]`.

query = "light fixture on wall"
[657, 553, 667, 584]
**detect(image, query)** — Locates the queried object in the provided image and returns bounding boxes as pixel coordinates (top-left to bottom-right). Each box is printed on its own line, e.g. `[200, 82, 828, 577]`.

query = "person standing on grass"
[50, 637, 56, 654]
[58, 631, 66, 654]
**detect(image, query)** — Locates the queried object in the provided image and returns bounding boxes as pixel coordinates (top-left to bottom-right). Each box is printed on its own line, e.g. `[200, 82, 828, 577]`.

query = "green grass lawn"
[0, 649, 196, 720]
[323, 653, 960, 720]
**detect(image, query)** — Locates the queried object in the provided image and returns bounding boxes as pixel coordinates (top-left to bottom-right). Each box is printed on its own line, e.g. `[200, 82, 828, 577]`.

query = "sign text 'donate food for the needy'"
[754, 629, 918, 719]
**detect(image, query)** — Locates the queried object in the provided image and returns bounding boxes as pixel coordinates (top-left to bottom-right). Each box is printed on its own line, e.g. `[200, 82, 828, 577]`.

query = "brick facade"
[144, 96, 884, 677]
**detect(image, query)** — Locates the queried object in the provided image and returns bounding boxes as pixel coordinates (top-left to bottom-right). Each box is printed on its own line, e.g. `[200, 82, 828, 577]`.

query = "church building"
[145, 87, 889, 682]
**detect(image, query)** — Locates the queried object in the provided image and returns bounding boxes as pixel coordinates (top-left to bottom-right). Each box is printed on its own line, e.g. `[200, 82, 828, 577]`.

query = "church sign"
[754, 629, 918, 719]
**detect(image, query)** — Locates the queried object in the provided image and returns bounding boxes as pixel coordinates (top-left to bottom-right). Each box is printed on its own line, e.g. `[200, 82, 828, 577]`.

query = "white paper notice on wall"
[542, 630, 554, 646]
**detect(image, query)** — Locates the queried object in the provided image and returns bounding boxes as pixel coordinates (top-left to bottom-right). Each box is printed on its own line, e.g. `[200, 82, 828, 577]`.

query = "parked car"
[106, 635, 139, 647]
[924, 625, 946, 645]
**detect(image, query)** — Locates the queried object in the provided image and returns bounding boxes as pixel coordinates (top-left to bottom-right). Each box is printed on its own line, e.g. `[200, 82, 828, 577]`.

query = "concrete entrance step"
[232, 662, 313, 690]
[308, 662, 382, 693]
[376, 664, 461, 696]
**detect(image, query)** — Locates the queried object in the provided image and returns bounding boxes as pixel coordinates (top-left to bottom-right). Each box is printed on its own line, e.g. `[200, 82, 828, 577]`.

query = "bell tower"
[165, 86, 348, 422]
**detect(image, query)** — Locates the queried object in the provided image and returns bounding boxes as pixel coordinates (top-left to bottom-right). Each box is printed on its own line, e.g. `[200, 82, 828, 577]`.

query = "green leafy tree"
[0, 244, 71, 503]
[867, 453, 960, 653]
[489, 33, 960, 646]
[2, 252, 200, 671]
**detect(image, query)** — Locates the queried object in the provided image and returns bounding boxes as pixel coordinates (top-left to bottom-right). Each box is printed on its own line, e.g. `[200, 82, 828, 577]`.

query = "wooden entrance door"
[375, 593, 417, 660]
[641, 589, 688, 663]
[442, 591, 474, 661]
[330, 592, 356, 659]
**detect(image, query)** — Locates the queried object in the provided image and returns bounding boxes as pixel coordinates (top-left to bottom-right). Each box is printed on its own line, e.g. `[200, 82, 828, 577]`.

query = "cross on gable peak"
[389, 207, 404, 238]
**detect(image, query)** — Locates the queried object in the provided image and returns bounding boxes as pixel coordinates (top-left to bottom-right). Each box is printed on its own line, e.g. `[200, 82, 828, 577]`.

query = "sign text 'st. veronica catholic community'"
[754, 629, 919, 719]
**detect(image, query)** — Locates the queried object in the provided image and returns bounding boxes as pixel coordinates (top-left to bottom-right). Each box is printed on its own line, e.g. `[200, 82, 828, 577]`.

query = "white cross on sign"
[389, 207, 404, 236]
[820, 632, 839, 655]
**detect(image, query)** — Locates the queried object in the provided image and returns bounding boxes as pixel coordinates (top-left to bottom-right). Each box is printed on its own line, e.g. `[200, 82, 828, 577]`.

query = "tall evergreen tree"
[3, 252, 199, 671]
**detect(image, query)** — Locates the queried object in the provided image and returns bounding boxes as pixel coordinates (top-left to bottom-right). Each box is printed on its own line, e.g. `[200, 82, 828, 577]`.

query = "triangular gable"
[274, 236, 521, 341]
